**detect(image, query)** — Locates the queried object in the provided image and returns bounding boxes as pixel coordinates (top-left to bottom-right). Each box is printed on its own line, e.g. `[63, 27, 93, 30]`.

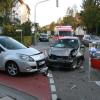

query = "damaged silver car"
[46, 36, 84, 69]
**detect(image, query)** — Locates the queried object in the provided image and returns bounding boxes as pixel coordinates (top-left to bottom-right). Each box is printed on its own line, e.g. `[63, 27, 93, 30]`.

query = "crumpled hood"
[7, 47, 40, 56]
[50, 47, 74, 56]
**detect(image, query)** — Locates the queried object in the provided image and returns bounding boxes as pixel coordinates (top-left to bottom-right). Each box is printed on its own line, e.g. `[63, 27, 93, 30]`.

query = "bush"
[23, 36, 32, 46]
[13, 36, 32, 46]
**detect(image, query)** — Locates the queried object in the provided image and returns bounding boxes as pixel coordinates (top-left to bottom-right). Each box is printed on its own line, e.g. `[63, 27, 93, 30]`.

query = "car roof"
[58, 36, 79, 40]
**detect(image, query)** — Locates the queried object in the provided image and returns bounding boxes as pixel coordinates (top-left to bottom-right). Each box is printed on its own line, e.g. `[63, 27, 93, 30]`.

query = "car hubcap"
[7, 63, 18, 76]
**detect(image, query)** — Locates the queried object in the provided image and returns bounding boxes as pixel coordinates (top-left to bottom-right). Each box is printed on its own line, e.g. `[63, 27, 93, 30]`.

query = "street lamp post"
[32, 0, 50, 45]
[34, 0, 50, 25]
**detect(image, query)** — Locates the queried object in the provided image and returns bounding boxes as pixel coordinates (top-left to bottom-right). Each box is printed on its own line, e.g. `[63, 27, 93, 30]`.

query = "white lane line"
[52, 94, 58, 100]
[48, 73, 53, 78]
[49, 78, 55, 84]
[48, 70, 58, 100]
[51, 85, 56, 93]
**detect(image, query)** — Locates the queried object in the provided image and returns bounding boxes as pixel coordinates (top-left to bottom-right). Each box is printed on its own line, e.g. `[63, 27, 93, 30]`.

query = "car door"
[0, 46, 5, 69]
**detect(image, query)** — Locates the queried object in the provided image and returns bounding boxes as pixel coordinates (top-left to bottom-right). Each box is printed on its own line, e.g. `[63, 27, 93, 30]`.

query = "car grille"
[36, 59, 45, 69]
[49, 54, 68, 60]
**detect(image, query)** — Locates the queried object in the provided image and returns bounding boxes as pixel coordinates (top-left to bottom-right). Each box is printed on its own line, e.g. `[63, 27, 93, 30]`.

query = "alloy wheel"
[6, 62, 19, 76]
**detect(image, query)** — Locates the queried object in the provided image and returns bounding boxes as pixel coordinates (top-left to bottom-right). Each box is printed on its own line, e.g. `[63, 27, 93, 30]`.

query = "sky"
[24, 0, 82, 26]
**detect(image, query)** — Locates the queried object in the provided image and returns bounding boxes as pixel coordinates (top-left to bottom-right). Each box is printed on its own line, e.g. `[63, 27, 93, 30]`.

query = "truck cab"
[53, 25, 73, 40]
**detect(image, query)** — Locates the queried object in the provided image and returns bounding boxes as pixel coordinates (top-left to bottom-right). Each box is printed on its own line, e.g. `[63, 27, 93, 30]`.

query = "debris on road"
[70, 85, 77, 90]
[78, 70, 85, 73]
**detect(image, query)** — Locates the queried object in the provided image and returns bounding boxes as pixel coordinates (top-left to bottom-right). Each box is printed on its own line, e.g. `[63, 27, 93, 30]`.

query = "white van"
[39, 33, 49, 42]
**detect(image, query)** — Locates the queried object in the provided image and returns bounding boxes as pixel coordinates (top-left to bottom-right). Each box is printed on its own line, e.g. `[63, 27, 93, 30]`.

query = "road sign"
[16, 29, 22, 32]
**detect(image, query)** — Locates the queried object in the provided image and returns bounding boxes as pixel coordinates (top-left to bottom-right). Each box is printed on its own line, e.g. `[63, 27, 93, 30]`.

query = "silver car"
[82, 35, 100, 47]
[0, 36, 48, 76]
[46, 36, 84, 69]
[39, 33, 49, 42]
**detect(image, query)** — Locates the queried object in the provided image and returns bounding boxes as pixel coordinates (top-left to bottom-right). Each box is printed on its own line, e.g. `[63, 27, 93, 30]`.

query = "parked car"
[82, 35, 100, 47]
[46, 36, 84, 69]
[39, 33, 49, 42]
[0, 36, 48, 76]
[90, 42, 100, 70]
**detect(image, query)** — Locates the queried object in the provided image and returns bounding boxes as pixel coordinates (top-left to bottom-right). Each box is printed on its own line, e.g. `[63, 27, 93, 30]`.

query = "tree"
[81, 0, 100, 34]
[21, 21, 33, 36]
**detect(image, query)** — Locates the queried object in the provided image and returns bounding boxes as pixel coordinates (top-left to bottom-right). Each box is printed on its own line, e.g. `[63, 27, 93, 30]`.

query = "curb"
[0, 96, 14, 100]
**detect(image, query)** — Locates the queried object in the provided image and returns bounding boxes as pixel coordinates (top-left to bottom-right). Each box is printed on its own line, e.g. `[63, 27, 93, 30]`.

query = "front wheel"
[5, 62, 19, 76]
[76, 59, 84, 69]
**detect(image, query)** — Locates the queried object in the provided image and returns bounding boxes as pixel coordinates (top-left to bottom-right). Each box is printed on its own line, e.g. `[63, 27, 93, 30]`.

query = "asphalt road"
[35, 41, 100, 100]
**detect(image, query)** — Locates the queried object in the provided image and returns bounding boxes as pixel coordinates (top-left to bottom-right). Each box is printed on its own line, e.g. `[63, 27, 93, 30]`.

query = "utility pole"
[56, 0, 59, 7]
[33, 0, 50, 45]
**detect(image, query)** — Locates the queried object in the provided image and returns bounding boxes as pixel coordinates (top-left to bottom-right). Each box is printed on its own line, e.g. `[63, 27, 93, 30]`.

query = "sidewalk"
[0, 84, 38, 100]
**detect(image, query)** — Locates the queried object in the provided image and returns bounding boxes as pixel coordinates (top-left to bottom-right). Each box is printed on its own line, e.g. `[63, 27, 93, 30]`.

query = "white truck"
[54, 25, 73, 36]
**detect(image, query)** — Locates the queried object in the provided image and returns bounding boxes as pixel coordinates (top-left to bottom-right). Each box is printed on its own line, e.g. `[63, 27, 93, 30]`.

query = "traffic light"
[56, 0, 59, 7]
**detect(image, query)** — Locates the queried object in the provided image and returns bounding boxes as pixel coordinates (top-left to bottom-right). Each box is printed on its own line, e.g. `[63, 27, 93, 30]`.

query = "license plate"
[38, 61, 45, 65]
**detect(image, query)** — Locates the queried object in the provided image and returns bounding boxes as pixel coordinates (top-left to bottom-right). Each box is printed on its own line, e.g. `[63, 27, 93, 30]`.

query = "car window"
[53, 38, 79, 48]
[85, 36, 90, 40]
[91, 35, 100, 40]
[0, 37, 27, 50]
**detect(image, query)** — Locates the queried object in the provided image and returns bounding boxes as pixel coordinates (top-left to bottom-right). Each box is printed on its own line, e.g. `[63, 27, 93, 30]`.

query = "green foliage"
[3, 24, 15, 35]
[11, 36, 32, 46]
[81, 0, 100, 34]
[21, 21, 33, 36]
[23, 36, 32, 46]
[0, 16, 3, 25]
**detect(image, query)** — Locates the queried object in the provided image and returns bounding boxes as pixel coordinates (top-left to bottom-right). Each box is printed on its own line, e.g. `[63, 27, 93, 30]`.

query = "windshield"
[0, 37, 27, 50]
[59, 31, 72, 36]
[41, 34, 48, 37]
[53, 38, 79, 48]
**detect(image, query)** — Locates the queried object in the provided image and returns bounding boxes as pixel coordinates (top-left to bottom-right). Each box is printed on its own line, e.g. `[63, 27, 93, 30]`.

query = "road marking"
[49, 78, 54, 84]
[51, 94, 58, 100]
[51, 85, 56, 92]
[48, 70, 58, 100]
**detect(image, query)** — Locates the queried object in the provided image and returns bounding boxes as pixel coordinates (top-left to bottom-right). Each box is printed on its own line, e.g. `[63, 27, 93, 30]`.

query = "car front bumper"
[16, 59, 48, 73]
[46, 58, 73, 68]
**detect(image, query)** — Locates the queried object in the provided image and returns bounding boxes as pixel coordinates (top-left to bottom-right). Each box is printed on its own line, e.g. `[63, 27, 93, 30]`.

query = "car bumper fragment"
[46, 58, 73, 68]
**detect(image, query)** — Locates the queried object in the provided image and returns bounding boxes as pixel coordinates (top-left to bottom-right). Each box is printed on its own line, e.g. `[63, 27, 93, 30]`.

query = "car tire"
[77, 59, 84, 69]
[5, 61, 19, 76]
